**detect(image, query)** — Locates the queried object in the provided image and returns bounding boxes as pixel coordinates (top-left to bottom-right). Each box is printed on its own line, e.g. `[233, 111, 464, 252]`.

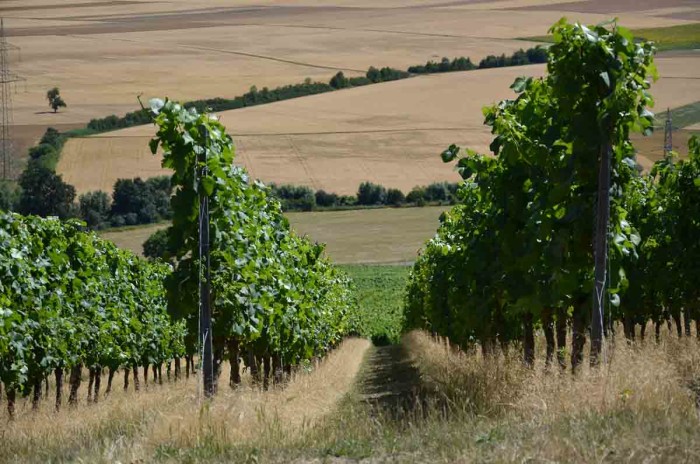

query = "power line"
[0, 18, 26, 180]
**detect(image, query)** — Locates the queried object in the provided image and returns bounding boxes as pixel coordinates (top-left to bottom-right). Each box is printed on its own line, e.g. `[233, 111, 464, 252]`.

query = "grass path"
[359, 344, 422, 420]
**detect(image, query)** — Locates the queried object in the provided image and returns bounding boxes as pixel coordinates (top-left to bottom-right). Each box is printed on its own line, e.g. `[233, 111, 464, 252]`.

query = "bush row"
[270, 180, 462, 212]
[408, 46, 548, 74]
[87, 66, 410, 133]
[85, 47, 547, 134]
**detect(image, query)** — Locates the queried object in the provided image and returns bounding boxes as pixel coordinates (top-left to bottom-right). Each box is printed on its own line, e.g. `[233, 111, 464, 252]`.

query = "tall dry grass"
[3, 329, 699, 463]
[0, 338, 371, 463]
[400, 328, 700, 462]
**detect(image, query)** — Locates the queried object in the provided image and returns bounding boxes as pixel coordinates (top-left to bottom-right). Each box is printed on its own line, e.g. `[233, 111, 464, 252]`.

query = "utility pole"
[591, 142, 611, 366]
[198, 126, 214, 397]
[0, 18, 25, 180]
[663, 108, 673, 156]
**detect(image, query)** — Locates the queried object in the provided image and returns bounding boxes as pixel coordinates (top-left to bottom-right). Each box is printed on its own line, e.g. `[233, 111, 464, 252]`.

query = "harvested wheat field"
[6, 0, 699, 168]
[59, 53, 700, 195]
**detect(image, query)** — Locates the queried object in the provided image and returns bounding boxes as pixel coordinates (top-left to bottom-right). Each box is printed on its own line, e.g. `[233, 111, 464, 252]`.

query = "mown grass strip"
[655, 101, 700, 130]
[523, 23, 700, 51]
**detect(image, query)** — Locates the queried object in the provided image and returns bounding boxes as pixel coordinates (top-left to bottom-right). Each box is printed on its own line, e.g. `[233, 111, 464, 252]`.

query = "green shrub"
[18, 164, 76, 219]
[143, 229, 169, 261]
[329, 71, 350, 89]
[315, 189, 339, 207]
[386, 188, 405, 206]
[270, 184, 316, 211]
[406, 186, 426, 205]
[357, 182, 387, 205]
[78, 191, 111, 229]
[0, 180, 19, 211]
[111, 176, 172, 225]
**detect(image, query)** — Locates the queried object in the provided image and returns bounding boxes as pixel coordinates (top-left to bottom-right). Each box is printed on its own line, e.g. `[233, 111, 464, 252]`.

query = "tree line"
[2, 44, 550, 222]
[269, 180, 461, 212]
[1, 126, 462, 230]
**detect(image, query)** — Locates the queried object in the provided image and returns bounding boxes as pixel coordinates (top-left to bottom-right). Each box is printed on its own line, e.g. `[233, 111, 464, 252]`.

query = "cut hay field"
[100, 206, 450, 264]
[59, 53, 700, 195]
[7, 0, 699, 175]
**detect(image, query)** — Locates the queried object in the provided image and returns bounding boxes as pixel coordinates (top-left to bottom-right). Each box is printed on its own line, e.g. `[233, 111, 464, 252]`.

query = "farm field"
[2, 0, 697, 186]
[100, 206, 450, 264]
[58, 53, 700, 195]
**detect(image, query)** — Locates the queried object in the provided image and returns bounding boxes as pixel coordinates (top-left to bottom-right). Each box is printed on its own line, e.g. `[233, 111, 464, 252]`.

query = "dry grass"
[99, 206, 449, 264]
[0, 337, 371, 463]
[3, 327, 699, 462]
[395, 329, 700, 462]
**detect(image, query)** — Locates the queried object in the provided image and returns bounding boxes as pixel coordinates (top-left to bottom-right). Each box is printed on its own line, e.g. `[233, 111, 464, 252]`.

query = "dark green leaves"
[149, 100, 357, 364]
[441, 144, 460, 163]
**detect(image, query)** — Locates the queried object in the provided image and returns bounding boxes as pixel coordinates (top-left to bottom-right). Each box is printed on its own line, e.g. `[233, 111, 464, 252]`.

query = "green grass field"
[524, 23, 700, 51]
[657, 101, 700, 130]
[100, 206, 449, 264]
[632, 23, 700, 52]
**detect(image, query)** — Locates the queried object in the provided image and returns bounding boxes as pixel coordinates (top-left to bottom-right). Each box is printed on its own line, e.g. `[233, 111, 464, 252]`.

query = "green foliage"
[478, 46, 549, 69]
[405, 19, 657, 354]
[315, 189, 339, 208]
[40, 127, 62, 147]
[269, 183, 316, 211]
[0, 180, 19, 211]
[621, 136, 700, 330]
[366, 66, 409, 83]
[0, 212, 184, 394]
[386, 188, 405, 206]
[149, 98, 356, 365]
[46, 87, 66, 113]
[329, 71, 350, 89]
[78, 190, 111, 229]
[110, 176, 172, 226]
[26, 127, 66, 171]
[87, 110, 152, 132]
[408, 56, 476, 74]
[143, 228, 169, 261]
[342, 265, 408, 345]
[357, 182, 387, 205]
[18, 163, 76, 219]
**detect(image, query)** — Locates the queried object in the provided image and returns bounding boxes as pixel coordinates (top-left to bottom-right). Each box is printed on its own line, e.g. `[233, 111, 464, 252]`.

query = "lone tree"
[46, 87, 66, 113]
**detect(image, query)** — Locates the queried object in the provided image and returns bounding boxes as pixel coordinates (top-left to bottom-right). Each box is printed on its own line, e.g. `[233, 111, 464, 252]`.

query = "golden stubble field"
[60, 53, 700, 195]
[5, 1, 696, 123]
[4, 0, 698, 189]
